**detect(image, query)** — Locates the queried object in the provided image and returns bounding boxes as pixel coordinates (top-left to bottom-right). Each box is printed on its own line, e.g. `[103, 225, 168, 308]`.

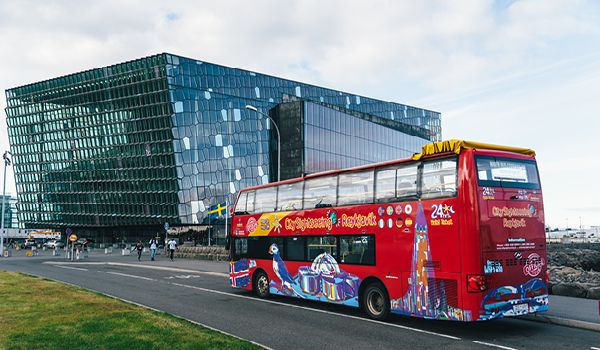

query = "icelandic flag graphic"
[230, 258, 250, 288]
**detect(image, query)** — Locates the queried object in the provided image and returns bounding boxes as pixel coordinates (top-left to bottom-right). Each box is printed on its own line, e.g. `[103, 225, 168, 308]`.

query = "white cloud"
[0, 0, 599, 228]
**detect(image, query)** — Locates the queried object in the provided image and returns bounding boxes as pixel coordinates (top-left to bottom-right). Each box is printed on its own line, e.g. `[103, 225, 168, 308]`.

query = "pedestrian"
[8, 239, 14, 248]
[168, 238, 177, 261]
[136, 240, 143, 261]
[149, 239, 157, 261]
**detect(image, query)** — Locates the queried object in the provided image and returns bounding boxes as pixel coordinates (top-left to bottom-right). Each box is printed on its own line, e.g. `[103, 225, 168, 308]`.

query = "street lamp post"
[0, 151, 12, 257]
[245, 105, 281, 182]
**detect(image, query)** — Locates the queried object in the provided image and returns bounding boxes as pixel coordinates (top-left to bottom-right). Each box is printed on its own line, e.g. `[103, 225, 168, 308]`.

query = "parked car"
[44, 240, 64, 249]
[74, 238, 95, 247]
[23, 239, 38, 249]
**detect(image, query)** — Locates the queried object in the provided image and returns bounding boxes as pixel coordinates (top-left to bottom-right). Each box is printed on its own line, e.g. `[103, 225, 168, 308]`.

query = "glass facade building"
[303, 101, 431, 174]
[4, 53, 440, 243]
[0, 195, 18, 229]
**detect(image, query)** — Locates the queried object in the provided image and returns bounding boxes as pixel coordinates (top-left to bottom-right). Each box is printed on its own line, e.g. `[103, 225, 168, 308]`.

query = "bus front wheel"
[254, 271, 270, 298]
[363, 282, 390, 320]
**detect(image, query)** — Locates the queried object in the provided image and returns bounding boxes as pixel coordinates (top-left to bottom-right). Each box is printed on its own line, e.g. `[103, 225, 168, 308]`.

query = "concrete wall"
[165, 246, 228, 261]
[547, 243, 600, 252]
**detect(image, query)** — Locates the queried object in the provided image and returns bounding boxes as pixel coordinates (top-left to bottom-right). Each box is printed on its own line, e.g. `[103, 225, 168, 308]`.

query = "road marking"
[53, 265, 88, 271]
[591, 347, 600, 350]
[164, 275, 202, 279]
[171, 282, 460, 341]
[45, 261, 228, 277]
[473, 341, 518, 350]
[106, 272, 158, 282]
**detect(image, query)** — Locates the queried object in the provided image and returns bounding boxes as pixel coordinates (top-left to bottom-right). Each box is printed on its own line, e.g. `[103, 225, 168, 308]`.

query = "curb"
[518, 313, 600, 333]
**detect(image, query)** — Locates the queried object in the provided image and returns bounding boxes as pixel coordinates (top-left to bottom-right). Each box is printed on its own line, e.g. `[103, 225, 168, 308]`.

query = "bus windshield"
[475, 155, 540, 189]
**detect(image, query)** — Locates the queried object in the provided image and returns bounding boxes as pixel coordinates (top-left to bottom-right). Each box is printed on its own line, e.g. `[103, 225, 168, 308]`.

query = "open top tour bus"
[228, 140, 548, 321]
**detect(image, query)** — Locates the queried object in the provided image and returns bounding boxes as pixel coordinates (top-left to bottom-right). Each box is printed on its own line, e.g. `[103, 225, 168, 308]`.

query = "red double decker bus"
[228, 140, 548, 321]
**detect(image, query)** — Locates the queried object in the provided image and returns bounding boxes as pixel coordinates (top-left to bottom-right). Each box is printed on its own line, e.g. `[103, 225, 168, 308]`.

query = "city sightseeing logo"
[246, 217, 258, 234]
[523, 253, 545, 277]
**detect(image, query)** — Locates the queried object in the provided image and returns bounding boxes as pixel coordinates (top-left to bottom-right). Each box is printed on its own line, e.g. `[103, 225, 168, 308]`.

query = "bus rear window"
[475, 156, 540, 190]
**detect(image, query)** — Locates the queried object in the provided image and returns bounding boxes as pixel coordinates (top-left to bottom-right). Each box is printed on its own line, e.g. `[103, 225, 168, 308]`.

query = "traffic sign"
[164, 222, 169, 230]
[69, 234, 78, 242]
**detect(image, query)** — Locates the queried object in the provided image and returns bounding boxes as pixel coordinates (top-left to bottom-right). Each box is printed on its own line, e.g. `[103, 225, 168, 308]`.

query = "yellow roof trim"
[411, 140, 536, 160]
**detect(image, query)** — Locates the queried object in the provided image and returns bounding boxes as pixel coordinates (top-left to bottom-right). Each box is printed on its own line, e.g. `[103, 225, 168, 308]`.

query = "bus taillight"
[467, 274, 494, 293]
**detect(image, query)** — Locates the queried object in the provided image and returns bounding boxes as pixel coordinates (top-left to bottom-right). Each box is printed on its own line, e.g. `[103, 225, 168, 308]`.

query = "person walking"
[168, 238, 177, 261]
[135, 240, 143, 261]
[149, 239, 157, 261]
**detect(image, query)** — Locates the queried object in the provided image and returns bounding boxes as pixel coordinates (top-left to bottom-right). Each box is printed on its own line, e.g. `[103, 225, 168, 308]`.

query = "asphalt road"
[2, 251, 600, 350]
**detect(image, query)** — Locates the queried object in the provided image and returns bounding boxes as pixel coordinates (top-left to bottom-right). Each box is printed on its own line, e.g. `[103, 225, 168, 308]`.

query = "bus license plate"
[513, 303, 528, 313]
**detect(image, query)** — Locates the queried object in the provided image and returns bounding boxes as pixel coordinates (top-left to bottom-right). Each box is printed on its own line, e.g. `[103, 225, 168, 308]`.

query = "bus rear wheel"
[363, 282, 390, 320]
[254, 271, 270, 298]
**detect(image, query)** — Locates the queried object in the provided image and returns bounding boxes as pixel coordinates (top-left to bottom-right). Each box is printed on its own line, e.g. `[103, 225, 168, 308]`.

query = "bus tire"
[254, 271, 270, 298]
[363, 282, 390, 320]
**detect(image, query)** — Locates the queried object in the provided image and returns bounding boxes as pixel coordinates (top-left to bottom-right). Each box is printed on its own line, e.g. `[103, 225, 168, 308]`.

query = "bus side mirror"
[225, 235, 230, 250]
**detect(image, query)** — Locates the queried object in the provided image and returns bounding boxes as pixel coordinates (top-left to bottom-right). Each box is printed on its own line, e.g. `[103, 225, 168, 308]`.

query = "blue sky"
[0, 0, 598, 229]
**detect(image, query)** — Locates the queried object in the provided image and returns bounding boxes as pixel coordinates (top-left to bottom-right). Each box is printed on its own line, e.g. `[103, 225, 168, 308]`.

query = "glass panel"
[240, 236, 283, 260]
[396, 165, 418, 198]
[475, 156, 540, 190]
[420, 158, 457, 199]
[375, 168, 396, 201]
[339, 235, 375, 265]
[285, 236, 305, 261]
[303, 176, 337, 209]
[234, 191, 247, 214]
[276, 181, 303, 211]
[337, 170, 373, 206]
[246, 190, 256, 214]
[307, 236, 337, 260]
[254, 186, 277, 214]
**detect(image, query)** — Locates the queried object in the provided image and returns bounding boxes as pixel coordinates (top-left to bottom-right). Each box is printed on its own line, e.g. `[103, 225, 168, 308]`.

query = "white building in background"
[547, 227, 600, 243]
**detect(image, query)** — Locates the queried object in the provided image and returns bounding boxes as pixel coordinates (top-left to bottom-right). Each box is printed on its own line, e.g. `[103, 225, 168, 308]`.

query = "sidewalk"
[8, 246, 600, 332]
[40, 246, 230, 276]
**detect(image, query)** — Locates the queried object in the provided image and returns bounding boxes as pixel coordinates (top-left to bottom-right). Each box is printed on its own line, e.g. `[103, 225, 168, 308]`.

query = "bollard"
[53, 249, 60, 256]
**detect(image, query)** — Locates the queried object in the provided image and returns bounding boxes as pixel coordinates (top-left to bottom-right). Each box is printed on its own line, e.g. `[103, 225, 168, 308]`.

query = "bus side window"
[246, 190, 256, 214]
[233, 237, 248, 257]
[307, 236, 337, 260]
[340, 235, 375, 265]
[285, 236, 306, 261]
[245, 236, 283, 260]
[255, 187, 277, 214]
[277, 181, 303, 211]
[375, 168, 396, 201]
[234, 192, 248, 214]
[338, 170, 374, 206]
[420, 158, 457, 199]
[396, 165, 418, 198]
[303, 177, 337, 209]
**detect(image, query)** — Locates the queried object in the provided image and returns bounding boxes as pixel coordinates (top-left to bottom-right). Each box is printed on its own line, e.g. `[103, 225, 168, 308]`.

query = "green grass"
[0, 271, 263, 350]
